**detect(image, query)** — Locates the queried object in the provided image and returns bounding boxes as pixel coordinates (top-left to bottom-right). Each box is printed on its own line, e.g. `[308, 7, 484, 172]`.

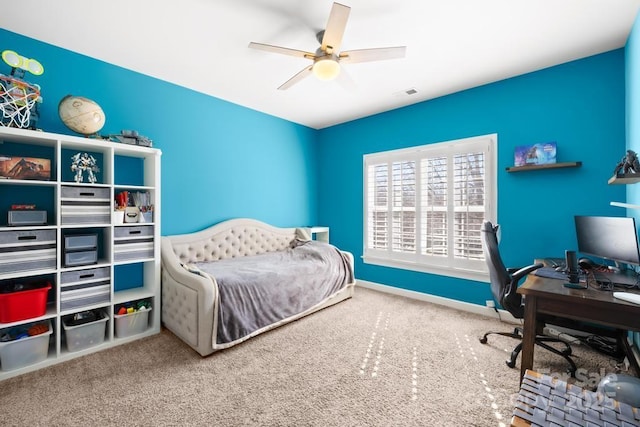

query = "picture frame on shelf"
[0, 155, 51, 180]
[514, 142, 557, 167]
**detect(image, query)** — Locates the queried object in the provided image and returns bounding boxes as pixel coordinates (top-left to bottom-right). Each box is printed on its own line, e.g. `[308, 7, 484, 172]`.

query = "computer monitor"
[574, 215, 640, 268]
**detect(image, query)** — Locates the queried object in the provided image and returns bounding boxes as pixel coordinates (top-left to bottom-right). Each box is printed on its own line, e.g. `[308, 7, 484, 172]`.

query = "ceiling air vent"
[393, 88, 418, 98]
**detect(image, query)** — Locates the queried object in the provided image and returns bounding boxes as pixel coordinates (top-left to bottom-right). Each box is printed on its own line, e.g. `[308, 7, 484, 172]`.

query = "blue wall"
[2, 29, 630, 306]
[627, 12, 640, 212]
[317, 51, 627, 305]
[0, 29, 319, 235]
[625, 11, 640, 352]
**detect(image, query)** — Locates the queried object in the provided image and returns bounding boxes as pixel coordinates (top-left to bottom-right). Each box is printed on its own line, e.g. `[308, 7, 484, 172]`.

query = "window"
[363, 134, 496, 281]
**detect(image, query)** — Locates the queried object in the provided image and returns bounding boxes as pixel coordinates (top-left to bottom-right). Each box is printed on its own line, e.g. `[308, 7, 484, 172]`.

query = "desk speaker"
[565, 250, 579, 283]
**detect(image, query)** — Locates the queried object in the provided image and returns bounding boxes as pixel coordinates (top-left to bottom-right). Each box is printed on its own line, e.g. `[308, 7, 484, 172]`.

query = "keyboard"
[613, 292, 640, 305]
[542, 257, 565, 268]
[593, 269, 639, 287]
[533, 267, 568, 281]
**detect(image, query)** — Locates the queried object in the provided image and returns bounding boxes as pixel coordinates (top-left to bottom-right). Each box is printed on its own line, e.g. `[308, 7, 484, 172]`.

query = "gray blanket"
[195, 240, 353, 344]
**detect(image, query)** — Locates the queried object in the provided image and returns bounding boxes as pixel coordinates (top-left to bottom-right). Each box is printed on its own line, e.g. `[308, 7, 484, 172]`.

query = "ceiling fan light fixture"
[248, 3, 406, 90]
[313, 57, 341, 81]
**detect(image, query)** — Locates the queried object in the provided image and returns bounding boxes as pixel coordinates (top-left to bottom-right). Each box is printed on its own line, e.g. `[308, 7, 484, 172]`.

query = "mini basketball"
[58, 95, 106, 135]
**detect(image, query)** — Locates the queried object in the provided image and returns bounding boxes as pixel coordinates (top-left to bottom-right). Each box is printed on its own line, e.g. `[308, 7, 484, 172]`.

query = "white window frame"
[363, 134, 497, 282]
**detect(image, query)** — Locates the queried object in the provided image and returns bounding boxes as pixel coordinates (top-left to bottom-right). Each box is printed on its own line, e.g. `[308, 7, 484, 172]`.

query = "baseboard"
[355, 280, 520, 324]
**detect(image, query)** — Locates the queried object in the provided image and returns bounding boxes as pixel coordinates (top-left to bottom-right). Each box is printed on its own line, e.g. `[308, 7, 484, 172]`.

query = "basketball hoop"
[0, 74, 41, 129]
[0, 50, 44, 129]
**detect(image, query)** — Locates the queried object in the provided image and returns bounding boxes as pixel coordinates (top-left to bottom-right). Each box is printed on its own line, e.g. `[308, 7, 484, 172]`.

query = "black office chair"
[478, 220, 577, 375]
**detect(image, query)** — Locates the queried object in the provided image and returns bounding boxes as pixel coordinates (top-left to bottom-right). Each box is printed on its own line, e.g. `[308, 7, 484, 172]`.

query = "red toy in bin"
[0, 282, 51, 323]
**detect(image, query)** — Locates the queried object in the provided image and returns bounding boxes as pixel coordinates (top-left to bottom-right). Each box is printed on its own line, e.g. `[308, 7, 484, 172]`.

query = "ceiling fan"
[248, 2, 406, 90]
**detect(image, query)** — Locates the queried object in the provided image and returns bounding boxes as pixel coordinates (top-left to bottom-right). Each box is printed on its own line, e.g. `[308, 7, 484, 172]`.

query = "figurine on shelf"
[614, 150, 640, 176]
[70, 152, 99, 183]
[107, 130, 153, 147]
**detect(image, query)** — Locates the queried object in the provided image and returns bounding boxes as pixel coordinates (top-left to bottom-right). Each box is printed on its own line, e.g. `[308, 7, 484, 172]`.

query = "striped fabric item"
[511, 370, 640, 427]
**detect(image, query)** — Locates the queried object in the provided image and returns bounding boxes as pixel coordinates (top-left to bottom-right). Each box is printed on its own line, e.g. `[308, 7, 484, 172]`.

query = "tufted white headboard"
[164, 218, 309, 264]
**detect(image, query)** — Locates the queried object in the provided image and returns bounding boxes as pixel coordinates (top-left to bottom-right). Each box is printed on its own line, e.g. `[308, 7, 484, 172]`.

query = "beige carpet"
[0, 287, 623, 426]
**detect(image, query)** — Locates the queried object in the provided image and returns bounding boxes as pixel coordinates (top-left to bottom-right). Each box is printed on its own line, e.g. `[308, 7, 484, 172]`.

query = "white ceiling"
[2, 0, 640, 129]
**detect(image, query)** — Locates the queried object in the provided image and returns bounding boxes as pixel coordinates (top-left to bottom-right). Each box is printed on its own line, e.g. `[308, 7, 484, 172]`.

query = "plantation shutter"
[363, 134, 495, 277]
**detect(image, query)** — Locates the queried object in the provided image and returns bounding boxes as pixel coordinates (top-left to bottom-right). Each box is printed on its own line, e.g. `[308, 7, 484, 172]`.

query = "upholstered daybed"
[160, 218, 355, 356]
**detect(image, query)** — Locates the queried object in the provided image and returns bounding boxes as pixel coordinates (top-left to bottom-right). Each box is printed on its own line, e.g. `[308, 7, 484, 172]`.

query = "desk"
[518, 274, 640, 382]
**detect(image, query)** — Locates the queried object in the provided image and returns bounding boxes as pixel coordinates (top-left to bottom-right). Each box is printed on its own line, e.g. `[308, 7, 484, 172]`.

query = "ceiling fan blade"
[321, 3, 350, 53]
[336, 67, 356, 92]
[278, 65, 314, 90]
[339, 46, 407, 64]
[248, 42, 314, 59]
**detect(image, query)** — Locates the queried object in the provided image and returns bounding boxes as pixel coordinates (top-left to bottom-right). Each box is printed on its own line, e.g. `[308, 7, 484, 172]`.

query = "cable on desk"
[582, 269, 640, 291]
[615, 282, 640, 290]
[584, 270, 608, 290]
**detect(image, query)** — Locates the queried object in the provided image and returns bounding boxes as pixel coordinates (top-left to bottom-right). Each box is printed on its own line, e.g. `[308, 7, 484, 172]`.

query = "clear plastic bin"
[62, 311, 109, 352]
[0, 320, 52, 371]
[115, 307, 151, 338]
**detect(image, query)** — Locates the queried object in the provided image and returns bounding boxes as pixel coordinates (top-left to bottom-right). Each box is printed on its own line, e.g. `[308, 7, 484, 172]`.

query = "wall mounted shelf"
[505, 161, 582, 173]
[608, 174, 640, 185]
[610, 201, 640, 209]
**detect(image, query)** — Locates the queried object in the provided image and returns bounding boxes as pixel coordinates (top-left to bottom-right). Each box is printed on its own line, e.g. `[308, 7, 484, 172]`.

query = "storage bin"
[60, 185, 110, 225]
[61, 266, 110, 284]
[0, 229, 56, 274]
[63, 234, 98, 251]
[139, 211, 153, 223]
[113, 210, 124, 224]
[8, 210, 47, 226]
[0, 282, 51, 323]
[0, 320, 52, 371]
[60, 186, 110, 200]
[60, 266, 110, 312]
[124, 207, 139, 223]
[114, 225, 154, 262]
[114, 225, 154, 239]
[62, 310, 109, 352]
[115, 307, 151, 338]
[63, 249, 98, 267]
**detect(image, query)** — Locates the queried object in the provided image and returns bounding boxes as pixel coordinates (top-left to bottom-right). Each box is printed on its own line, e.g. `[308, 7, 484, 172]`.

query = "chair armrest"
[511, 263, 544, 281]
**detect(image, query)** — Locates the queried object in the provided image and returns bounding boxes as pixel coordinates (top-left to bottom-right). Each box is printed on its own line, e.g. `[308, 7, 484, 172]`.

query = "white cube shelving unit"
[0, 126, 161, 381]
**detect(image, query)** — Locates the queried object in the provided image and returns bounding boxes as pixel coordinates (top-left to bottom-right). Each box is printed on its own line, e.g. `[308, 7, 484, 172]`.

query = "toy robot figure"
[70, 152, 99, 183]
[614, 150, 640, 176]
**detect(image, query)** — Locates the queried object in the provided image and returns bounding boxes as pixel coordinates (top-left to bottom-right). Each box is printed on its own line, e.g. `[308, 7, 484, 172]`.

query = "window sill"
[362, 256, 489, 283]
